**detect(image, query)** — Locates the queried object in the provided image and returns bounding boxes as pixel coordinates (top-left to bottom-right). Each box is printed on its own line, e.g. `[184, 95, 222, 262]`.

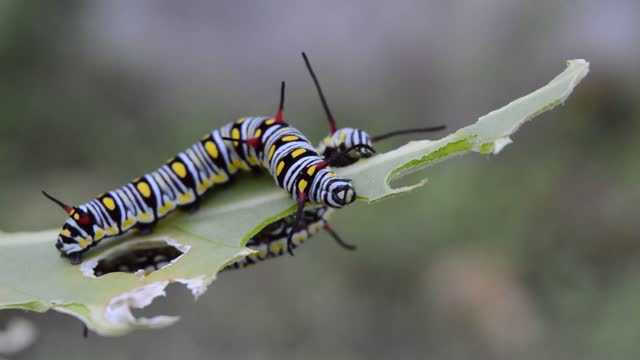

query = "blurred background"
[0, 1, 639, 359]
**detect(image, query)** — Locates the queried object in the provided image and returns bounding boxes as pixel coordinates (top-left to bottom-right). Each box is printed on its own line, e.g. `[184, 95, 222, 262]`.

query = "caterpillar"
[223, 206, 337, 270]
[223, 125, 443, 270]
[223, 53, 445, 270]
[45, 52, 443, 266]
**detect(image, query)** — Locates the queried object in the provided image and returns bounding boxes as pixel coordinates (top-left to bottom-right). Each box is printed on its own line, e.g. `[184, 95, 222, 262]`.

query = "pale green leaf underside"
[0, 60, 589, 336]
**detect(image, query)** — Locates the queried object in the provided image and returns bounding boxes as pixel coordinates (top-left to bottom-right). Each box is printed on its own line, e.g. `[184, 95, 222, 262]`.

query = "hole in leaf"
[85, 238, 187, 278]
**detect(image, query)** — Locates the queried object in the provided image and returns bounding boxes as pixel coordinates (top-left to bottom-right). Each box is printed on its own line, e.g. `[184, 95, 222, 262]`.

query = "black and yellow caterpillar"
[45, 53, 443, 265]
[224, 53, 444, 270]
[223, 206, 337, 270]
[223, 125, 444, 270]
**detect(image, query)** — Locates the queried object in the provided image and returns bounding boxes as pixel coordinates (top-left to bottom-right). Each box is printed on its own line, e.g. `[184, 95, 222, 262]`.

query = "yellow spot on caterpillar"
[282, 135, 299, 142]
[256, 250, 267, 257]
[268, 145, 276, 160]
[236, 117, 246, 124]
[254, 129, 262, 138]
[298, 179, 308, 193]
[136, 182, 152, 198]
[324, 211, 334, 221]
[265, 118, 276, 125]
[177, 192, 195, 204]
[94, 229, 105, 241]
[276, 161, 285, 176]
[132, 177, 141, 182]
[271, 242, 285, 253]
[138, 213, 153, 222]
[329, 172, 336, 178]
[293, 234, 305, 244]
[73, 213, 80, 221]
[205, 141, 219, 159]
[309, 223, 321, 234]
[211, 173, 227, 183]
[247, 156, 259, 166]
[157, 202, 174, 217]
[78, 237, 91, 249]
[338, 130, 347, 142]
[228, 159, 247, 172]
[307, 165, 316, 176]
[122, 217, 136, 230]
[69, 209, 76, 216]
[231, 128, 241, 140]
[106, 226, 118, 235]
[291, 148, 306, 158]
[197, 180, 211, 194]
[61, 229, 71, 237]
[102, 197, 116, 211]
[172, 162, 187, 178]
[323, 137, 331, 144]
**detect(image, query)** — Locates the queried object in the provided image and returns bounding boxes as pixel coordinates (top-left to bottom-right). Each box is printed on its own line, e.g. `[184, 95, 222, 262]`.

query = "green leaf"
[0, 59, 589, 336]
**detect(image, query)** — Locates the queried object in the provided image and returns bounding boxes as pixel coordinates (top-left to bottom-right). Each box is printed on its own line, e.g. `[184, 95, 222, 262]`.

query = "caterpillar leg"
[180, 201, 200, 213]
[286, 192, 307, 256]
[323, 223, 356, 250]
[313, 144, 377, 172]
[136, 222, 157, 235]
[325, 144, 376, 167]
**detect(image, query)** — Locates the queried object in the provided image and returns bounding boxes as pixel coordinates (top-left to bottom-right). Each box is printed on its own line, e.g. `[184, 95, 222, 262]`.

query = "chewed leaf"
[342, 59, 590, 202]
[0, 59, 589, 336]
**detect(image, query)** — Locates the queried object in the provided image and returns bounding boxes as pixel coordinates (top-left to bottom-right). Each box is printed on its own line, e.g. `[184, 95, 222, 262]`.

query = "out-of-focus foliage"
[0, 1, 638, 359]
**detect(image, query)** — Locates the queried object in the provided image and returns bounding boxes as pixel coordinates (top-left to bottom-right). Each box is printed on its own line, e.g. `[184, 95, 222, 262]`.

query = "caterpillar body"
[223, 206, 336, 270]
[45, 112, 357, 264]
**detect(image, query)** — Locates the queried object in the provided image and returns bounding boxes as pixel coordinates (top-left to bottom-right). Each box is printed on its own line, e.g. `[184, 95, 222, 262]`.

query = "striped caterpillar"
[223, 206, 338, 270]
[45, 53, 443, 265]
[224, 126, 444, 270]
[224, 54, 445, 270]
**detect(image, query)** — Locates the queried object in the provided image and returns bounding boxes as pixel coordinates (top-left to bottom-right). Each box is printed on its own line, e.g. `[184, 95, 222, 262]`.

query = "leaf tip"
[492, 137, 513, 154]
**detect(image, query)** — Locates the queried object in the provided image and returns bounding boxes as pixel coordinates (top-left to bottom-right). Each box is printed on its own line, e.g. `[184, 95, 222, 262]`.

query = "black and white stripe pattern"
[223, 206, 335, 270]
[317, 127, 375, 167]
[52, 116, 356, 263]
[223, 128, 375, 270]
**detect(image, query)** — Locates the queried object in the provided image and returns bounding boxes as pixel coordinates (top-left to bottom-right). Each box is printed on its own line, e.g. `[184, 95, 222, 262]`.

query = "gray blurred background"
[1, 1, 639, 359]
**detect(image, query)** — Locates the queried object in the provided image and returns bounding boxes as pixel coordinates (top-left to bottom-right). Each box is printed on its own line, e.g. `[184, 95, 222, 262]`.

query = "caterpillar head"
[330, 183, 356, 207]
[321, 178, 356, 208]
[317, 128, 375, 167]
[43, 191, 94, 264]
